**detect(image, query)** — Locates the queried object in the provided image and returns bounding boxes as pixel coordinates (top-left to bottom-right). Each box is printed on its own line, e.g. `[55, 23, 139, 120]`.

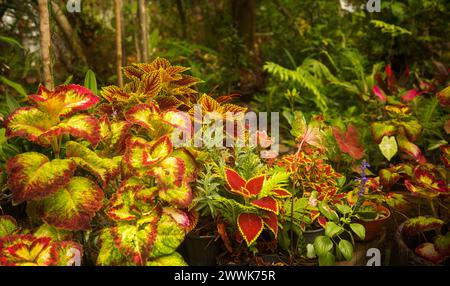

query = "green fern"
[370, 20, 412, 37]
[259, 172, 291, 198]
[264, 60, 328, 112]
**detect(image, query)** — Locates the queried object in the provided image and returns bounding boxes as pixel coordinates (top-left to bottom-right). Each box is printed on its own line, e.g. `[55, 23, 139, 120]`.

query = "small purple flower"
[356, 160, 370, 196]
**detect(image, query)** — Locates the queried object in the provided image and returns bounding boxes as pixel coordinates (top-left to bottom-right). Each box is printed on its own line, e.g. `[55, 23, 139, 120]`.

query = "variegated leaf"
[30, 84, 99, 117]
[149, 213, 186, 258]
[0, 235, 58, 266]
[40, 176, 103, 230]
[237, 213, 264, 246]
[6, 152, 76, 204]
[4, 106, 56, 146]
[41, 114, 100, 146]
[66, 141, 121, 187]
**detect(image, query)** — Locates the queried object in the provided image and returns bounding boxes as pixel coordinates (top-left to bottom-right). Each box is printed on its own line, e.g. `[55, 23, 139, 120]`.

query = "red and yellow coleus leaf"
[40, 176, 103, 230]
[158, 183, 193, 208]
[379, 168, 401, 188]
[250, 196, 279, 214]
[398, 120, 422, 142]
[124, 136, 173, 174]
[441, 145, 450, 168]
[237, 213, 264, 246]
[271, 188, 292, 198]
[125, 103, 162, 130]
[415, 243, 444, 264]
[55, 241, 83, 266]
[0, 235, 57, 266]
[171, 149, 197, 182]
[41, 114, 100, 146]
[150, 157, 185, 189]
[437, 85, 450, 107]
[403, 216, 444, 237]
[397, 134, 426, 164]
[106, 177, 158, 221]
[98, 117, 130, 154]
[332, 124, 365, 160]
[6, 152, 76, 204]
[371, 122, 397, 143]
[224, 168, 266, 197]
[30, 84, 99, 117]
[224, 168, 248, 196]
[100, 85, 131, 104]
[404, 166, 448, 198]
[149, 213, 187, 259]
[4, 106, 56, 146]
[262, 211, 278, 237]
[96, 228, 126, 266]
[246, 175, 266, 196]
[112, 214, 160, 265]
[66, 141, 121, 187]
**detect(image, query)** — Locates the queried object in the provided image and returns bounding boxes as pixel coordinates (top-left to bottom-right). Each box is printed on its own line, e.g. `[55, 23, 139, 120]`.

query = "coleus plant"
[0, 215, 82, 266]
[3, 84, 108, 230]
[100, 57, 202, 115]
[402, 216, 450, 264]
[223, 168, 291, 246]
[95, 98, 197, 265]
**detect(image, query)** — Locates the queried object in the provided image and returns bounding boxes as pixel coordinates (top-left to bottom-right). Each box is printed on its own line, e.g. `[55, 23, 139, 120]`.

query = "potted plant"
[396, 216, 450, 265]
[347, 160, 393, 242]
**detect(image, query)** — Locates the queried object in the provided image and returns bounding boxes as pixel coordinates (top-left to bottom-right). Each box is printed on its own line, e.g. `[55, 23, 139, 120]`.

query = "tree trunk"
[38, 0, 53, 89]
[176, 0, 187, 39]
[132, 0, 142, 62]
[232, 0, 256, 50]
[138, 0, 149, 62]
[50, 0, 88, 65]
[114, 0, 123, 87]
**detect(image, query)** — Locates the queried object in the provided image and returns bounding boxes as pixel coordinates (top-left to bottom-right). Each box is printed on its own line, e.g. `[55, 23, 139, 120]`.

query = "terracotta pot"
[356, 204, 391, 242]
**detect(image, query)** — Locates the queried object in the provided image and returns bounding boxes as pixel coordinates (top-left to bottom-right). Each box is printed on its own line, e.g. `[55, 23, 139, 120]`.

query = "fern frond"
[370, 20, 412, 37]
[259, 171, 291, 197]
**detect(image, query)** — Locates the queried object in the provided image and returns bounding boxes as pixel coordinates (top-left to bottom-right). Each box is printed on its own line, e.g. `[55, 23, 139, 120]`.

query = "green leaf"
[0, 35, 24, 49]
[318, 252, 335, 266]
[63, 75, 73, 85]
[318, 202, 339, 222]
[350, 223, 366, 240]
[0, 76, 27, 98]
[335, 204, 352, 215]
[84, 69, 98, 96]
[146, 252, 187, 266]
[313, 235, 333, 257]
[325, 221, 344, 238]
[0, 216, 18, 237]
[338, 239, 353, 261]
[379, 136, 398, 161]
[306, 243, 316, 259]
